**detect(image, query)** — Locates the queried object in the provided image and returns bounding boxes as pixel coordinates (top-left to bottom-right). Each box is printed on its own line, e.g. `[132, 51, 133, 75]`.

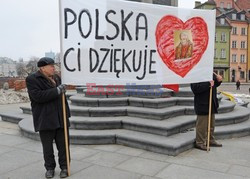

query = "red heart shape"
[155, 15, 209, 77]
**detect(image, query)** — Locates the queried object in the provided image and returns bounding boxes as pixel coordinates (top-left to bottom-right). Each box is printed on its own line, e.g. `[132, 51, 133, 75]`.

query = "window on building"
[232, 13, 236, 20]
[220, 2, 224, 8]
[227, 3, 231, 9]
[232, 69, 236, 82]
[232, 27, 237, 34]
[220, 18, 225, 25]
[240, 54, 245, 63]
[221, 32, 226, 42]
[241, 28, 246, 35]
[241, 41, 246, 49]
[240, 14, 245, 20]
[232, 41, 237, 48]
[221, 49, 226, 58]
[240, 71, 245, 79]
[232, 54, 237, 62]
[214, 49, 217, 58]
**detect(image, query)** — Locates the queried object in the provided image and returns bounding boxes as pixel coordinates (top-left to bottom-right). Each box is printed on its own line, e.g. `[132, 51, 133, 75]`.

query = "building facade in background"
[0, 57, 17, 77]
[195, 0, 249, 82]
[45, 51, 56, 60]
[232, 0, 250, 81]
[127, 0, 178, 6]
[195, 0, 231, 82]
[214, 13, 231, 82]
[248, 20, 250, 81]
[224, 9, 248, 82]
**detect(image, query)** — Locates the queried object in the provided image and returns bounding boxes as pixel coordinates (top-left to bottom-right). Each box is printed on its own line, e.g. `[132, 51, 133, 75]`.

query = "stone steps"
[70, 94, 223, 108]
[0, 111, 30, 124]
[123, 106, 250, 136]
[19, 100, 235, 119]
[18, 117, 195, 156]
[70, 96, 129, 107]
[17, 117, 250, 156]
[1, 105, 248, 138]
[127, 100, 234, 119]
[77, 86, 194, 98]
[1, 85, 249, 156]
[67, 116, 194, 137]
[70, 116, 122, 130]
[70, 95, 194, 108]
[215, 119, 250, 139]
[215, 106, 250, 126]
[65, 91, 77, 99]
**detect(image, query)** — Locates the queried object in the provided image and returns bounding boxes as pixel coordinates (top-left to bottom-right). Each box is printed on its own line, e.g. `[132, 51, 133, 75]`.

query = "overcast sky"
[0, 0, 207, 61]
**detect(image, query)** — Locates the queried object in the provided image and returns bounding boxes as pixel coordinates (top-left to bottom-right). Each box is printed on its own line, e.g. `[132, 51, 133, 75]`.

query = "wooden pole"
[207, 86, 213, 152]
[62, 93, 70, 176]
[58, 0, 70, 175]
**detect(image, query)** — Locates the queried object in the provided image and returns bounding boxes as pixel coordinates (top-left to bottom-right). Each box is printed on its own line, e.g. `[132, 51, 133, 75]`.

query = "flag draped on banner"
[59, 0, 216, 86]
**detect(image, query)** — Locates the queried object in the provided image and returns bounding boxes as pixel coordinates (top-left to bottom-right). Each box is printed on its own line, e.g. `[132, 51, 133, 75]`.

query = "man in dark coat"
[190, 73, 222, 151]
[26, 57, 70, 178]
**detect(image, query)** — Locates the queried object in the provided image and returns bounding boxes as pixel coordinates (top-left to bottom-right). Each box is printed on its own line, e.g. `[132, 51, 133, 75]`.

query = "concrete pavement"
[1, 84, 250, 179]
[1, 116, 250, 179]
[218, 83, 250, 96]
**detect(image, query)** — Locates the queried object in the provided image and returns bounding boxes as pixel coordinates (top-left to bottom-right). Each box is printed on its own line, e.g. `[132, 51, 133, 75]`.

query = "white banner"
[59, 0, 216, 85]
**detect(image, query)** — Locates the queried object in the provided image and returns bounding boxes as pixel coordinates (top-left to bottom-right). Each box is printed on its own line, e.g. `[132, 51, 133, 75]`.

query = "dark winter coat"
[26, 71, 70, 132]
[190, 74, 222, 115]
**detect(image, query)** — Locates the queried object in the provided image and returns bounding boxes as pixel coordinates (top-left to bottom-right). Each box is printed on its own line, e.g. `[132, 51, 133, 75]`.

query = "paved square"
[1, 83, 250, 178]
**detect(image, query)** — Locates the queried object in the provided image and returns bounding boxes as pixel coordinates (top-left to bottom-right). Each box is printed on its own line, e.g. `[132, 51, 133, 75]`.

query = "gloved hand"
[57, 84, 66, 94]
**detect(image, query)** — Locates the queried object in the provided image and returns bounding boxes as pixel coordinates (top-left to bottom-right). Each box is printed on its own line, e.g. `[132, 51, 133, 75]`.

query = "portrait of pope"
[175, 31, 193, 60]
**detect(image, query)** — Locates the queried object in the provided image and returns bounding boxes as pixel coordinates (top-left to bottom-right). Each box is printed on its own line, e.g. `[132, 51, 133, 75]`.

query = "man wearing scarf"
[26, 57, 70, 178]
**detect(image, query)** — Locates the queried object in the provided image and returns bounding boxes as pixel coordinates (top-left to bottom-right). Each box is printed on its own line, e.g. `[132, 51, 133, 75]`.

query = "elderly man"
[26, 57, 70, 178]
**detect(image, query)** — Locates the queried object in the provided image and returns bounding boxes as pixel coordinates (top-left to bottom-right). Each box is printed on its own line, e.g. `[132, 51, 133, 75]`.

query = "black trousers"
[39, 128, 70, 170]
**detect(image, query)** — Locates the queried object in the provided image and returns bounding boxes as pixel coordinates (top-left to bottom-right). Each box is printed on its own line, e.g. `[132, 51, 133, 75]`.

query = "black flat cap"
[37, 57, 55, 67]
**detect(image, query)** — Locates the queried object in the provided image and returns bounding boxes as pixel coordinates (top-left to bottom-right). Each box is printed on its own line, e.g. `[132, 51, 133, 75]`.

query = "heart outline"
[155, 15, 209, 77]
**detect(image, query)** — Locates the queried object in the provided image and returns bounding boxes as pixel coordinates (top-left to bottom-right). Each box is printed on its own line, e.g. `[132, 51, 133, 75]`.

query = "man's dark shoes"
[195, 144, 207, 151]
[60, 169, 68, 178]
[210, 141, 222, 147]
[45, 170, 54, 178]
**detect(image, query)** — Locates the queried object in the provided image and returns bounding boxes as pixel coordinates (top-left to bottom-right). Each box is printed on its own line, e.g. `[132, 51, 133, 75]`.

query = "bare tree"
[26, 56, 39, 75]
[55, 53, 61, 64]
[30, 56, 39, 61]
[16, 62, 28, 78]
[16, 56, 39, 77]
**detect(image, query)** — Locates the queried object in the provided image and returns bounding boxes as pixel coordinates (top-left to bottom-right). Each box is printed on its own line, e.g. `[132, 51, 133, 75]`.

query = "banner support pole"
[62, 93, 70, 176]
[207, 86, 213, 152]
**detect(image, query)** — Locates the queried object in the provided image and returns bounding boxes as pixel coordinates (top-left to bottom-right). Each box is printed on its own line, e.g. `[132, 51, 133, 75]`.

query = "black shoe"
[195, 144, 208, 151]
[210, 141, 222, 147]
[45, 170, 54, 178]
[60, 169, 68, 178]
